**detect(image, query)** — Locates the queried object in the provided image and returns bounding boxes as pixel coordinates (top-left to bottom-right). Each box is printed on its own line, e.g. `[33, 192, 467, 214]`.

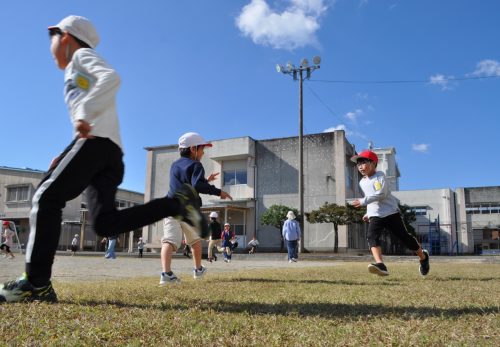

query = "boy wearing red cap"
[351, 150, 430, 276]
[0, 16, 206, 303]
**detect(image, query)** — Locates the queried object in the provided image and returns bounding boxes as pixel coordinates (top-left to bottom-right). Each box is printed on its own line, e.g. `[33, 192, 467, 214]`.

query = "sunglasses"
[48, 27, 64, 37]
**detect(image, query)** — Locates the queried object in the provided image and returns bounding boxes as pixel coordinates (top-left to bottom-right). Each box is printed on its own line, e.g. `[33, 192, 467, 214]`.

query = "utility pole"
[276, 56, 321, 253]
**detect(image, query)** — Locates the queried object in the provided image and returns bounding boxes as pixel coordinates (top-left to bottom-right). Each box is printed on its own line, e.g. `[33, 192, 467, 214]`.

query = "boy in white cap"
[0, 16, 206, 303]
[160, 132, 232, 284]
[351, 150, 430, 276]
[70, 234, 79, 256]
[207, 211, 222, 262]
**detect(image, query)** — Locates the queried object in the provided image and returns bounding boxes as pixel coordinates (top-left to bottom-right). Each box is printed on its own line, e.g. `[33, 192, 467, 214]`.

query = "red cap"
[351, 150, 378, 164]
[2, 221, 10, 226]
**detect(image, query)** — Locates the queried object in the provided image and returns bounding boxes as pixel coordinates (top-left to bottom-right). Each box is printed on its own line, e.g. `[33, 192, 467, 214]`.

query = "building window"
[466, 204, 499, 215]
[6, 185, 30, 203]
[223, 170, 247, 186]
[410, 206, 427, 216]
[115, 199, 128, 209]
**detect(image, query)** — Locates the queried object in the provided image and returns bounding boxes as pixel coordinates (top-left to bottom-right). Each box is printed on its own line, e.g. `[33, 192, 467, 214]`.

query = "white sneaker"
[193, 266, 207, 279]
[159, 272, 180, 285]
[288, 260, 293, 263]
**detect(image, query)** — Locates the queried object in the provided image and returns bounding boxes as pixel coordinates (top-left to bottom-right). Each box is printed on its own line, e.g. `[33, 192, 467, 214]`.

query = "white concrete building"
[143, 131, 361, 252]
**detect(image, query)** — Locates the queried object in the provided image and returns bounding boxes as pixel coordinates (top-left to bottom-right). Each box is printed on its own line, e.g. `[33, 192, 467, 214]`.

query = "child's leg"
[190, 241, 202, 269]
[85, 139, 182, 237]
[161, 218, 183, 273]
[370, 246, 384, 263]
[385, 213, 424, 259]
[161, 242, 176, 273]
[26, 138, 102, 286]
[367, 217, 385, 262]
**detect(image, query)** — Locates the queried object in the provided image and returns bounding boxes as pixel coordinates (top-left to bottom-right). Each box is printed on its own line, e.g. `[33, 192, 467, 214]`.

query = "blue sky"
[1, 0, 499, 193]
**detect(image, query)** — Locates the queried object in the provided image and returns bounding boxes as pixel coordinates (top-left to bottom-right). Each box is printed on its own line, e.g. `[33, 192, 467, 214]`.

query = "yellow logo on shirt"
[374, 181, 382, 191]
[75, 74, 90, 90]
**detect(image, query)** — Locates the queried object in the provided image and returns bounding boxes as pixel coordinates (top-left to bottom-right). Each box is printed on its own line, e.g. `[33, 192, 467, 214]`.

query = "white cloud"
[469, 59, 500, 77]
[412, 143, 430, 153]
[344, 109, 363, 122]
[235, 0, 330, 50]
[429, 74, 455, 91]
[324, 124, 349, 134]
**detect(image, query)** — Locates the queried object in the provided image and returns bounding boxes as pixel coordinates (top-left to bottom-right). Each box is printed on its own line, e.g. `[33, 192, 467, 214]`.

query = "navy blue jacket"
[167, 157, 221, 203]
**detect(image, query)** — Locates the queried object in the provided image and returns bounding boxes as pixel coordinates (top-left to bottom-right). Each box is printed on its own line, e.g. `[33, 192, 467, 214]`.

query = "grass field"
[1, 261, 499, 346]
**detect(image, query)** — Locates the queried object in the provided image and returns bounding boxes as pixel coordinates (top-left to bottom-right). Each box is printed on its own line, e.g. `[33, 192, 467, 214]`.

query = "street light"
[276, 56, 321, 253]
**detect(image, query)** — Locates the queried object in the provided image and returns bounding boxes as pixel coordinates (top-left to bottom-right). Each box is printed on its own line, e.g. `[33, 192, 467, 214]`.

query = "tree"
[306, 203, 365, 253]
[260, 205, 299, 252]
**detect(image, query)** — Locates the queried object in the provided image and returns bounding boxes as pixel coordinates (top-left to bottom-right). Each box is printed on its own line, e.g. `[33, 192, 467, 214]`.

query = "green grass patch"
[1, 262, 499, 346]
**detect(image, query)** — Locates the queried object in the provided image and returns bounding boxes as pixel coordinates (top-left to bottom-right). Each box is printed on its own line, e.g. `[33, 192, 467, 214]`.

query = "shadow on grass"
[64, 299, 499, 319]
[215, 278, 402, 286]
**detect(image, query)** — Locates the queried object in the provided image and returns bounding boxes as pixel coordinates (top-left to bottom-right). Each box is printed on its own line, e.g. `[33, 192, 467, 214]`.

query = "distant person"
[221, 223, 235, 263]
[0, 15, 206, 303]
[137, 237, 145, 258]
[70, 234, 79, 256]
[351, 150, 430, 276]
[105, 236, 118, 259]
[247, 235, 259, 254]
[207, 212, 222, 262]
[1, 221, 15, 259]
[282, 211, 300, 263]
[159, 132, 232, 285]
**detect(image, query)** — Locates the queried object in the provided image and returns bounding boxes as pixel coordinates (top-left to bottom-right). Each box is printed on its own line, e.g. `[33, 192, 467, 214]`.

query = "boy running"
[351, 150, 430, 276]
[160, 132, 232, 284]
[0, 15, 205, 303]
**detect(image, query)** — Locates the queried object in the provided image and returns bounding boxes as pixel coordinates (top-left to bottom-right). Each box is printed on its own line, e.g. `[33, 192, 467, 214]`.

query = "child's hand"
[75, 120, 93, 138]
[220, 191, 233, 200]
[351, 199, 362, 208]
[48, 156, 60, 170]
[207, 172, 219, 182]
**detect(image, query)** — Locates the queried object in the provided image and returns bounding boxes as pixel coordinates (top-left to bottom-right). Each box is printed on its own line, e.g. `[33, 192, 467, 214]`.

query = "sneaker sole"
[368, 264, 389, 276]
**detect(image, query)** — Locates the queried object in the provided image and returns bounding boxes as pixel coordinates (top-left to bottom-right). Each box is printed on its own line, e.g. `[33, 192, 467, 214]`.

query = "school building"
[143, 131, 500, 255]
[143, 131, 370, 252]
[0, 166, 144, 253]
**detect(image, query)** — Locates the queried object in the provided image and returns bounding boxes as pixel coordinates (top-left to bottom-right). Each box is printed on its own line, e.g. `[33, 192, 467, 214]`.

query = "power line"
[305, 85, 344, 123]
[309, 74, 500, 85]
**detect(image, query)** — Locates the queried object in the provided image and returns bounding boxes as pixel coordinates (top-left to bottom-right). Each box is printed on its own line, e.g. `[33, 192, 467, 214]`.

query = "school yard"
[0, 253, 499, 346]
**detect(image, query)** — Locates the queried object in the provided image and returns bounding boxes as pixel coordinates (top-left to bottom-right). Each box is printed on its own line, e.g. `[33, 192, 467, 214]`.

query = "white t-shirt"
[3, 229, 15, 248]
[358, 171, 399, 218]
[64, 48, 122, 149]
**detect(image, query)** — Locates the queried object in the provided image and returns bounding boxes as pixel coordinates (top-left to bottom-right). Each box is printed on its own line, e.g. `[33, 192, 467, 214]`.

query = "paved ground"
[1, 251, 498, 283]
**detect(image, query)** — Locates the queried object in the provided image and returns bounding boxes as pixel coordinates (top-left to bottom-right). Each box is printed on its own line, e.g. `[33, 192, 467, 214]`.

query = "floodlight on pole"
[276, 56, 321, 253]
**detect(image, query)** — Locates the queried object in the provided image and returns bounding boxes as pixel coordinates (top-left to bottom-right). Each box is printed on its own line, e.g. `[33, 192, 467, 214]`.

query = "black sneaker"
[368, 263, 389, 276]
[419, 250, 430, 276]
[0, 273, 58, 303]
[174, 184, 209, 239]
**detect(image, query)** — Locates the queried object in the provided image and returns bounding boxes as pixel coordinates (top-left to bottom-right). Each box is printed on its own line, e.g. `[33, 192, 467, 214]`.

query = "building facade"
[143, 131, 362, 252]
[0, 166, 144, 252]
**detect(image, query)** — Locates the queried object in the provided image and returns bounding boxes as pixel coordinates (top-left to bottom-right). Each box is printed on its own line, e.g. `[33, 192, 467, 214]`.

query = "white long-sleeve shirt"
[358, 171, 399, 218]
[64, 48, 122, 149]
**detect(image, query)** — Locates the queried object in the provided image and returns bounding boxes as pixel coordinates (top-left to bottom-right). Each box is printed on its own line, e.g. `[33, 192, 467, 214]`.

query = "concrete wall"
[256, 131, 355, 252]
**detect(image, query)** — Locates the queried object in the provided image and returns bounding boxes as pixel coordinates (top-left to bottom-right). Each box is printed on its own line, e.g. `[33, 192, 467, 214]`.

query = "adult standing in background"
[282, 211, 300, 263]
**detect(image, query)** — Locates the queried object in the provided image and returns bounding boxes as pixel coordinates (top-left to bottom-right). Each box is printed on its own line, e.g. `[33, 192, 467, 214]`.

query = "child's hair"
[179, 145, 204, 158]
[70, 34, 91, 49]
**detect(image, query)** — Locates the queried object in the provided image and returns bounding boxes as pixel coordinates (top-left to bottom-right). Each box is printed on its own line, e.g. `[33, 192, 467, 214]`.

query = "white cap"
[224, 223, 230, 227]
[74, 234, 79, 237]
[178, 132, 213, 149]
[287, 211, 296, 219]
[209, 212, 218, 218]
[49, 15, 100, 49]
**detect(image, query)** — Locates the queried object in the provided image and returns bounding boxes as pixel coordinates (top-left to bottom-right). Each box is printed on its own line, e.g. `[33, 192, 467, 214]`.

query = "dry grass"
[1, 262, 499, 346]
